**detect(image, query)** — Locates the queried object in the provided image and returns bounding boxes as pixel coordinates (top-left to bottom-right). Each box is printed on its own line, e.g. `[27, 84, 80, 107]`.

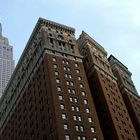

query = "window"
[70, 97, 73, 102]
[68, 89, 71, 93]
[75, 125, 79, 131]
[62, 114, 67, 119]
[82, 137, 86, 140]
[84, 99, 88, 104]
[76, 69, 80, 73]
[67, 67, 71, 71]
[59, 95, 63, 100]
[81, 91, 86, 96]
[73, 115, 82, 121]
[72, 89, 76, 94]
[73, 115, 77, 121]
[55, 71, 59, 75]
[78, 136, 86, 140]
[88, 117, 93, 123]
[78, 116, 82, 121]
[91, 127, 95, 133]
[62, 60, 65, 64]
[78, 76, 82, 80]
[56, 79, 60, 83]
[70, 82, 74, 86]
[53, 64, 57, 68]
[80, 126, 84, 132]
[71, 106, 75, 111]
[64, 124, 68, 130]
[52, 57, 56, 61]
[65, 135, 70, 140]
[76, 106, 80, 112]
[80, 84, 84, 88]
[66, 81, 70, 85]
[69, 74, 72, 78]
[78, 136, 81, 140]
[64, 66, 66, 70]
[60, 104, 65, 109]
[86, 108, 90, 113]
[66, 61, 69, 64]
[65, 73, 68, 78]
[57, 87, 62, 91]
[74, 98, 78, 103]
[75, 63, 78, 67]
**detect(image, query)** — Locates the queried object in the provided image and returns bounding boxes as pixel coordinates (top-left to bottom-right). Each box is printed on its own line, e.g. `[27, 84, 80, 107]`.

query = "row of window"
[53, 57, 79, 67]
[65, 135, 97, 140]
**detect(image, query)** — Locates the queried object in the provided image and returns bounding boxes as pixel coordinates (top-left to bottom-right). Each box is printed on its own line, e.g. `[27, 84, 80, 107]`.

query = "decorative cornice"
[108, 55, 132, 76]
[79, 31, 107, 56]
[39, 18, 75, 34]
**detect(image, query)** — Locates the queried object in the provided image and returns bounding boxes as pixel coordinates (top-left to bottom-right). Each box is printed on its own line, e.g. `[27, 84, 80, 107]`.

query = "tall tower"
[109, 55, 140, 139]
[0, 18, 103, 140]
[77, 31, 138, 140]
[0, 23, 14, 97]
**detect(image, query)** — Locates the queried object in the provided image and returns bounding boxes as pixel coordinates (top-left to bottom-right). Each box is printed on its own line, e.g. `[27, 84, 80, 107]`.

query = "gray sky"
[0, 0, 140, 94]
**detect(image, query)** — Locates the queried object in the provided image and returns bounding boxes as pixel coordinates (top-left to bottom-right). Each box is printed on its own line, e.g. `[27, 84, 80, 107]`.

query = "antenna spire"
[0, 23, 2, 37]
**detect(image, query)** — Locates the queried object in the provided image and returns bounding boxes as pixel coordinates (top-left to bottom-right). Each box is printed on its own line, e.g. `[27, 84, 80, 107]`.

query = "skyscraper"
[0, 18, 103, 140]
[108, 55, 140, 139]
[77, 31, 138, 140]
[0, 23, 14, 97]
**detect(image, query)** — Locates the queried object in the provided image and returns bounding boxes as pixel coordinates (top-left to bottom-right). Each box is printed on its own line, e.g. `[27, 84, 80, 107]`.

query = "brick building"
[0, 18, 103, 140]
[77, 31, 138, 140]
[109, 55, 140, 139]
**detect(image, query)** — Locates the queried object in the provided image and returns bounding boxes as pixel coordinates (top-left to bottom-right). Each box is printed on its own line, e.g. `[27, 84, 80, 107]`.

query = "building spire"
[0, 23, 2, 37]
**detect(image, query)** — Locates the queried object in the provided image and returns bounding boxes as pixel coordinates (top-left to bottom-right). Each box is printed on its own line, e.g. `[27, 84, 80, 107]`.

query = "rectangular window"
[59, 95, 63, 100]
[88, 117, 93, 123]
[76, 69, 80, 73]
[65, 135, 70, 140]
[86, 108, 90, 113]
[64, 124, 68, 130]
[70, 97, 73, 102]
[81, 91, 86, 96]
[80, 84, 84, 88]
[56, 79, 60, 83]
[91, 127, 95, 133]
[60, 104, 65, 109]
[55, 71, 59, 75]
[62, 114, 67, 119]
[53, 64, 57, 68]
[84, 99, 88, 104]
[57, 87, 62, 91]
[80, 126, 84, 132]
[75, 125, 79, 131]
[52, 57, 56, 61]
[75, 63, 78, 67]
[71, 106, 75, 111]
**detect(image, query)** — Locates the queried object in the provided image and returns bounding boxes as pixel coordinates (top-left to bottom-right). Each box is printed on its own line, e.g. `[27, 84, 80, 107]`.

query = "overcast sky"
[0, 0, 140, 94]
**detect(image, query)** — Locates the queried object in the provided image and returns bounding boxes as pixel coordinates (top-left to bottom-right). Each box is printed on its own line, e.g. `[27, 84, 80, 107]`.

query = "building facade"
[77, 31, 138, 140]
[0, 23, 14, 97]
[108, 55, 140, 139]
[0, 18, 103, 140]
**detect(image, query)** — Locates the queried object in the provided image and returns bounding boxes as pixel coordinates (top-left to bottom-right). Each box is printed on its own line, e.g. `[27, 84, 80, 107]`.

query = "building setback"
[108, 55, 140, 139]
[77, 31, 138, 140]
[0, 23, 14, 97]
[0, 18, 103, 140]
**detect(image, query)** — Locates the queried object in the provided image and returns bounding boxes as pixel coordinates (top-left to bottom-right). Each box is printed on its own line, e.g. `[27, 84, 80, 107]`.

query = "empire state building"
[0, 23, 14, 97]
